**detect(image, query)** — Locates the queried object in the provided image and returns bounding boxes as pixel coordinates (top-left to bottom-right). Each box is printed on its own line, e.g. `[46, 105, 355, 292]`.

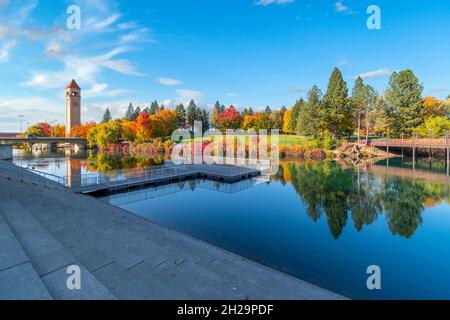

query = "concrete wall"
[0, 144, 13, 160]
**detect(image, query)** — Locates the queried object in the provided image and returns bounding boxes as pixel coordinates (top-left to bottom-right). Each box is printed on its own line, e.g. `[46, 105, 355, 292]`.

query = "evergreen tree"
[200, 109, 210, 132]
[297, 86, 322, 138]
[101, 108, 112, 123]
[241, 108, 250, 117]
[187, 99, 200, 130]
[385, 70, 424, 136]
[322, 68, 351, 137]
[131, 106, 141, 121]
[149, 101, 160, 115]
[291, 99, 304, 131]
[265, 106, 272, 115]
[211, 101, 221, 128]
[175, 103, 186, 128]
[125, 102, 134, 120]
[351, 77, 367, 142]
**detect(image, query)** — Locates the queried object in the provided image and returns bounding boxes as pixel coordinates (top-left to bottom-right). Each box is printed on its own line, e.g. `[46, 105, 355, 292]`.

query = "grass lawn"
[276, 135, 308, 146]
[185, 134, 308, 146]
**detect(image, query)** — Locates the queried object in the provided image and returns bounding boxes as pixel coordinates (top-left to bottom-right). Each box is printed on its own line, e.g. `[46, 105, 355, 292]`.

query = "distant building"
[0, 133, 19, 138]
[65, 79, 81, 137]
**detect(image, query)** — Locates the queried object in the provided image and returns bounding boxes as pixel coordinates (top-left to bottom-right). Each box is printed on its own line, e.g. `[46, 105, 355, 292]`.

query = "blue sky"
[0, 0, 449, 131]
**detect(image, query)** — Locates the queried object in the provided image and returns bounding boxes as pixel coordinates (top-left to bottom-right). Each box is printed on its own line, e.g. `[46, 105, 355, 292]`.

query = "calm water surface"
[13, 149, 450, 299]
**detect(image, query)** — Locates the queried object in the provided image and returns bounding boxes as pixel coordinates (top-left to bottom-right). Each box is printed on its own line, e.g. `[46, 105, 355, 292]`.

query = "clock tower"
[65, 79, 81, 137]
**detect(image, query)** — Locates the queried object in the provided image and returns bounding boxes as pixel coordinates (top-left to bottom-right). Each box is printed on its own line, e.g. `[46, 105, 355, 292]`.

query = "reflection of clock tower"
[65, 79, 81, 137]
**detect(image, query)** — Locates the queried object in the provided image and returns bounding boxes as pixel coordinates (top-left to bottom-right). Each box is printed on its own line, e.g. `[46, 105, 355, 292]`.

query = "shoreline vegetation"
[20, 68, 450, 162]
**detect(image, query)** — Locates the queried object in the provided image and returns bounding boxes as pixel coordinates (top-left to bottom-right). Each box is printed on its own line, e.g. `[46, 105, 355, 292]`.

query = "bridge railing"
[372, 138, 450, 148]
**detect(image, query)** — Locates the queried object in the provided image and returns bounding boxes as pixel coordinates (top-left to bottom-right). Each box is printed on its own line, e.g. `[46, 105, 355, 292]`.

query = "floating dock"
[68, 164, 262, 195]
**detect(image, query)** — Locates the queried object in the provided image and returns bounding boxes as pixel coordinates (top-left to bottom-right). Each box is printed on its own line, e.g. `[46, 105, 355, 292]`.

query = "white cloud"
[255, 0, 295, 6]
[334, 1, 357, 15]
[22, 47, 146, 90]
[175, 89, 204, 104]
[83, 83, 130, 98]
[337, 57, 347, 66]
[355, 68, 394, 79]
[0, 39, 16, 62]
[157, 77, 183, 86]
[226, 92, 239, 97]
[86, 13, 121, 30]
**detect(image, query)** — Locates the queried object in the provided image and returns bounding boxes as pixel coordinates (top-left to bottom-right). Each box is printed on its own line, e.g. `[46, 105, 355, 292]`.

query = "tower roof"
[66, 79, 81, 90]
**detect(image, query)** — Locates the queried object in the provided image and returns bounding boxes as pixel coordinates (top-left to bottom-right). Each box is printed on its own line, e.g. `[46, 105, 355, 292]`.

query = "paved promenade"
[0, 160, 345, 300]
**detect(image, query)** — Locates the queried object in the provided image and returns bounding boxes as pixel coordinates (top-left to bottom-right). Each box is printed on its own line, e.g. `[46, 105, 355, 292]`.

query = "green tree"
[175, 103, 186, 128]
[186, 99, 200, 130]
[87, 121, 120, 149]
[149, 101, 160, 115]
[321, 68, 351, 137]
[351, 77, 366, 142]
[264, 106, 272, 116]
[200, 109, 210, 132]
[415, 116, 450, 138]
[297, 85, 322, 138]
[101, 108, 112, 123]
[211, 101, 221, 128]
[385, 70, 424, 137]
[131, 106, 141, 121]
[290, 99, 304, 132]
[125, 103, 134, 120]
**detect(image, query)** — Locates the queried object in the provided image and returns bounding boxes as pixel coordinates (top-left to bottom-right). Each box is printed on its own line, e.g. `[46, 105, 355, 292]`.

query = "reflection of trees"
[378, 179, 427, 238]
[85, 151, 164, 173]
[276, 161, 448, 239]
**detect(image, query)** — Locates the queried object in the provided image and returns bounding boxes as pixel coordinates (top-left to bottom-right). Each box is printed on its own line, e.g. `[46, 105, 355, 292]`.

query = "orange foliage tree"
[51, 125, 66, 137]
[423, 96, 447, 117]
[70, 121, 97, 138]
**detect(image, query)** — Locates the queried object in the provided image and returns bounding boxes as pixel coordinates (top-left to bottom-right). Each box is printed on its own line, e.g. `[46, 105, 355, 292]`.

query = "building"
[65, 79, 81, 137]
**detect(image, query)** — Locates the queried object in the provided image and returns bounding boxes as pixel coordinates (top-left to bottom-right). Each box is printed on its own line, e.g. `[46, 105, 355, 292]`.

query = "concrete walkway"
[0, 160, 346, 300]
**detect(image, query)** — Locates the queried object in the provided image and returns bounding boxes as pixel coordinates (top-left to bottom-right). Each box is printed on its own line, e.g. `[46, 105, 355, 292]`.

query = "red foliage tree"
[216, 106, 242, 131]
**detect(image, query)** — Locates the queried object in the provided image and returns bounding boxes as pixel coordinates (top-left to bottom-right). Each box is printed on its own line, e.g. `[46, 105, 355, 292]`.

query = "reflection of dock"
[68, 163, 263, 195]
[105, 176, 270, 206]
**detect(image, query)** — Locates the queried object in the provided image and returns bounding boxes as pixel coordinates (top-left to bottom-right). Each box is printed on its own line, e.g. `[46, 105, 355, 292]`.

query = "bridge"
[372, 132, 450, 162]
[0, 137, 88, 150]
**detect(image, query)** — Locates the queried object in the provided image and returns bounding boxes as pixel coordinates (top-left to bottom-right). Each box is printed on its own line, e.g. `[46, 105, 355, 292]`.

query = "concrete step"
[0, 210, 53, 300]
[0, 199, 116, 300]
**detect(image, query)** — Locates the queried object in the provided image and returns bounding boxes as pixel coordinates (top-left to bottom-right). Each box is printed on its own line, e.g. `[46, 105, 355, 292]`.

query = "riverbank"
[0, 160, 345, 300]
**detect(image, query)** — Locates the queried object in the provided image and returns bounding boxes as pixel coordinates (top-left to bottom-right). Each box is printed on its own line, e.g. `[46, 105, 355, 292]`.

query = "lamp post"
[19, 115, 24, 135]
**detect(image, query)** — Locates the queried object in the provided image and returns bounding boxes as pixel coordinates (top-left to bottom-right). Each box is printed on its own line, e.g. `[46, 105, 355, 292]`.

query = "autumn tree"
[423, 96, 447, 117]
[216, 106, 242, 131]
[70, 121, 96, 138]
[282, 109, 294, 133]
[242, 115, 257, 130]
[87, 121, 120, 149]
[51, 124, 66, 137]
[157, 109, 179, 137]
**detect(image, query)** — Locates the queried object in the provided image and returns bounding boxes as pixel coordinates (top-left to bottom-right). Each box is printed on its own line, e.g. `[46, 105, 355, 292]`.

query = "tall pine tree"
[297, 86, 322, 138]
[322, 68, 351, 137]
[102, 108, 112, 123]
[175, 103, 186, 128]
[385, 70, 424, 137]
[125, 102, 134, 120]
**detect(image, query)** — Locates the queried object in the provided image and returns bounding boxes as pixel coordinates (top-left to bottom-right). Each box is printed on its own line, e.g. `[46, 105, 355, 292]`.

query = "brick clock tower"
[65, 79, 81, 137]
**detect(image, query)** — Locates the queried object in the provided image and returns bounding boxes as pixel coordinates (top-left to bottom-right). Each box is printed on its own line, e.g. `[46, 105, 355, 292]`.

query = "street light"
[19, 115, 24, 135]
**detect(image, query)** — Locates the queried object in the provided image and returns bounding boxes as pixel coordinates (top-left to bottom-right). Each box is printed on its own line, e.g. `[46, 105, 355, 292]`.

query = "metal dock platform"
[67, 163, 262, 195]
